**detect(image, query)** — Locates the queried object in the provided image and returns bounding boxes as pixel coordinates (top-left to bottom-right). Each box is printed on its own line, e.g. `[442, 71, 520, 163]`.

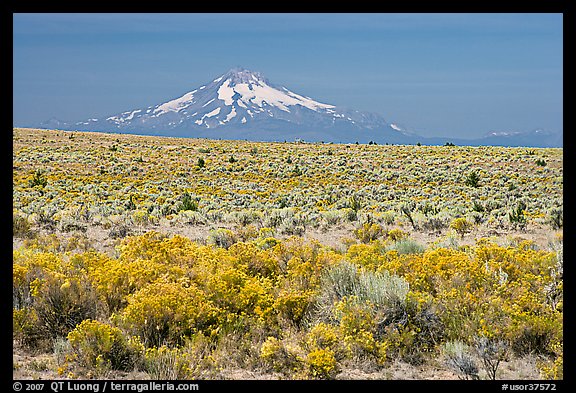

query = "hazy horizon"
[13, 13, 563, 139]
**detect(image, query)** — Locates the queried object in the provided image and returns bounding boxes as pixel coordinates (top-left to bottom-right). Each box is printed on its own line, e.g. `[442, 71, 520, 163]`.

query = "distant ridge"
[37, 68, 562, 147]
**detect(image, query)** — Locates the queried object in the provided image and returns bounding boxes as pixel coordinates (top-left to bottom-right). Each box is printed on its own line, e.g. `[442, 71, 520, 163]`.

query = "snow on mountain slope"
[36, 67, 562, 146]
[56, 67, 411, 143]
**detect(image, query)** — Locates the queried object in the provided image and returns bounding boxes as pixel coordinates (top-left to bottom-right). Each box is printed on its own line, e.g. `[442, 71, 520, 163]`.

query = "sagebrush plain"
[13, 127, 563, 380]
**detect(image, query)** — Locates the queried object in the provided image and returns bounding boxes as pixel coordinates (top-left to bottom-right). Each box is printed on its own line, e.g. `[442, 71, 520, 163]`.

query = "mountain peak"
[35, 67, 562, 147]
[44, 67, 418, 144]
[220, 67, 267, 85]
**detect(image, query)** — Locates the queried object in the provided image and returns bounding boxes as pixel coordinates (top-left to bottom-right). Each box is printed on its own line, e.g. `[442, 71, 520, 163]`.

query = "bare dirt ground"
[13, 339, 541, 381]
[13, 219, 562, 257]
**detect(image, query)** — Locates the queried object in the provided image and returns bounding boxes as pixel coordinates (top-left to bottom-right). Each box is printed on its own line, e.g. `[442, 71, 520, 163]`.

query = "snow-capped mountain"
[44, 67, 414, 144]
[37, 67, 562, 147]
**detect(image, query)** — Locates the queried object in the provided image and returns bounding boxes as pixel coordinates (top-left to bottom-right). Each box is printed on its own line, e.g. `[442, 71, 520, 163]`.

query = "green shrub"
[380, 211, 396, 226]
[207, 228, 237, 249]
[348, 195, 362, 212]
[315, 261, 359, 321]
[421, 216, 448, 234]
[474, 336, 508, 380]
[53, 337, 72, 367]
[321, 210, 341, 226]
[314, 261, 410, 327]
[280, 218, 305, 236]
[29, 169, 48, 188]
[13, 214, 35, 238]
[508, 201, 527, 230]
[126, 195, 137, 210]
[547, 207, 562, 229]
[419, 203, 440, 216]
[108, 223, 131, 239]
[232, 210, 262, 226]
[472, 200, 485, 213]
[358, 269, 410, 307]
[179, 192, 198, 212]
[465, 170, 480, 188]
[400, 203, 417, 229]
[341, 208, 357, 222]
[319, 261, 409, 308]
[388, 239, 426, 255]
[175, 210, 206, 226]
[442, 340, 479, 380]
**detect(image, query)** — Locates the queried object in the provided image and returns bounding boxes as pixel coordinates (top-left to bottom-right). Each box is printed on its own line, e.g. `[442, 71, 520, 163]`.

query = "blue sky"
[13, 13, 563, 139]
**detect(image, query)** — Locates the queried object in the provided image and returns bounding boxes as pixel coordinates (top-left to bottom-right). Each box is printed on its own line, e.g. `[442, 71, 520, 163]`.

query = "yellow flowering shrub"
[114, 281, 220, 347]
[12, 225, 562, 378]
[450, 217, 474, 238]
[342, 237, 561, 363]
[228, 241, 280, 278]
[12, 129, 563, 379]
[116, 231, 197, 267]
[67, 319, 144, 372]
[282, 239, 341, 290]
[305, 323, 340, 351]
[353, 223, 384, 243]
[273, 289, 315, 326]
[387, 228, 409, 242]
[12, 249, 101, 340]
[144, 345, 193, 380]
[333, 295, 387, 364]
[305, 348, 338, 379]
[335, 295, 374, 334]
[345, 241, 394, 270]
[260, 336, 282, 366]
[86, 254, 163, 314]
[193, 252, 272, 319]
[13, 307, 43, 349]
[259, 336, 300, 374]
[538, 338, 563, 380]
